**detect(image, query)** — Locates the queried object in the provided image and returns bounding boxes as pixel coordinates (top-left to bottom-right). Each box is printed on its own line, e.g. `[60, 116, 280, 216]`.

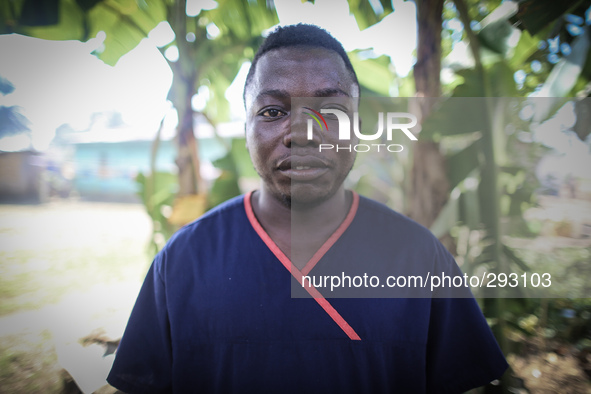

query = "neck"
[251, 185, 352, 266]
[256, 185, 350, 229]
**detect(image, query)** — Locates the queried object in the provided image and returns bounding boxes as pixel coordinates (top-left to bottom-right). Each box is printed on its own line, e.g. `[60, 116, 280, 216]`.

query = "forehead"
[245, 46, 356, 104]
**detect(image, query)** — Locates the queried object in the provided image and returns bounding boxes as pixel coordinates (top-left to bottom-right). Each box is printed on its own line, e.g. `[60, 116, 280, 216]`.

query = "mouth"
[277, 156, 331, 181]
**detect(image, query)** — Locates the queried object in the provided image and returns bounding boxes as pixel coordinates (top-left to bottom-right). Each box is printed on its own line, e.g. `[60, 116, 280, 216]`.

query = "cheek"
[244, 128, 258, 162]
[340, 149, 357, 171]
[244, 135, 266, 167]
[245, 123, 262, 153]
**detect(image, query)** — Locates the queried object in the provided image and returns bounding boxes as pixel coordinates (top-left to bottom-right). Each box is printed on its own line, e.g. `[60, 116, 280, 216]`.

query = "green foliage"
[512, 0, 582, 36]
[209, 149, 241, 209]
[349, 51, 395, 96]
[423, 93, 552, 277]
[346, 0, 393, 30]
[420, 8, 591, 372]
[445, 140, 482, 189]
[88, 0, 166, 65]
[573, 99, 591, 141]
[206, 0, 278, 41]
[420, 95, 487, 140]
[534, 27, 590, 124]
[192, 0, 279, 122]
[229, 137, 258, 179]
[2, 0, 278, 122]
[1, 0, 166, 65]
[424, 0, 591, 293]
[476, 1, 518, 57]
[508, 0, 591, 133]
[135, 171, 177, 255]
[507, 30, 539, 69]
[542, 298, 591, 343]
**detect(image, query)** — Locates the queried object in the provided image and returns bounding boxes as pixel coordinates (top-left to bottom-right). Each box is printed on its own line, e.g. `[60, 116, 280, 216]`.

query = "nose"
[284, 109, 322, 147]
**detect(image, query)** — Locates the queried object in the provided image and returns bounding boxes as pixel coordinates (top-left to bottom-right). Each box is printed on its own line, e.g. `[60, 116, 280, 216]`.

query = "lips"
[276, 155, 330, 181]
[277, 156, 328, 170]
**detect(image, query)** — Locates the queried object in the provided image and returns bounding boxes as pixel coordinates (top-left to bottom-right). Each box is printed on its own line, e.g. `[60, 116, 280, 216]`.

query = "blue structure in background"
[72, 138, 226, 202]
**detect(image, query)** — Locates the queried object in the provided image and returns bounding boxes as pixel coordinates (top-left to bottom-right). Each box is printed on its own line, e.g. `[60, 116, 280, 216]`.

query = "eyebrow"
[313, 88, 351, 98]
[256, 89, 290, 101]
[256, 88, 351, 101]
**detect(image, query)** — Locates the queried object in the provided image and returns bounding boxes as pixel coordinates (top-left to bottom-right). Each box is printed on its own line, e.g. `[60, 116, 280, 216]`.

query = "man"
[108, 24, 508, 393]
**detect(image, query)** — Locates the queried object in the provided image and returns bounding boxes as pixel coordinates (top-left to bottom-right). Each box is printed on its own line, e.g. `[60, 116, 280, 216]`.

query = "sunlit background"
[1, 0, 591, 392]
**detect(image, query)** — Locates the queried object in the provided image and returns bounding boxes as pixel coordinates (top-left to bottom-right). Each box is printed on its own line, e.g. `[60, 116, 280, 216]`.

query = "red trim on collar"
[244, 190, 361, 341]
[301, 192, 359, 276]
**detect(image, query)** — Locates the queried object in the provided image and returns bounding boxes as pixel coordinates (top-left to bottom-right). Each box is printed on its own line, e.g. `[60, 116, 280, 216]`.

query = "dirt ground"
[0, 200, 150, 393]
[509, 337, 591, 394]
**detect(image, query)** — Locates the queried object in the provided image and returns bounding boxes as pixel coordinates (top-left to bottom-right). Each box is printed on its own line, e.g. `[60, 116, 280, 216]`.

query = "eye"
[320, 105, 349, 120]
[320, 110, 340, 121]
[261, 108, 286, 118]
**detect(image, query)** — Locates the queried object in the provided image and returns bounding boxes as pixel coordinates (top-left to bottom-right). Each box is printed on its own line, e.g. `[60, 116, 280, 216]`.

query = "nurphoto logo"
[305, 108, 418, 153]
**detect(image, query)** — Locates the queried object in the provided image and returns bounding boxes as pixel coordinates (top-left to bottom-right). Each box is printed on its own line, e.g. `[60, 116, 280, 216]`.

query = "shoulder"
[356, 195, 429, 231]
[351, 193, 458, 284]
[167, 194, 246, 244]
[185, 193, 246, 226]
[355, 194, 441, 249]
[152, 195, 248, 271]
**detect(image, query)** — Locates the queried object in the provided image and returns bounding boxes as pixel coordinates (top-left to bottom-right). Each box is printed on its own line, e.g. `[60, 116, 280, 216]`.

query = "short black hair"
[243, 23, 359, 102]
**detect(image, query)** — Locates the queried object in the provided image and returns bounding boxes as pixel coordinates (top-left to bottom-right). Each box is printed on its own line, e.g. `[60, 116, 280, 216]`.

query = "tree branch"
[452, 0, 488, 95]
[100, 1, 151, 38]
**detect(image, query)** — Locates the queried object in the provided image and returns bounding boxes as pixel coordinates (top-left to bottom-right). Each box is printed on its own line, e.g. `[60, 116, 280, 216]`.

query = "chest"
[164, 243, 432, 346]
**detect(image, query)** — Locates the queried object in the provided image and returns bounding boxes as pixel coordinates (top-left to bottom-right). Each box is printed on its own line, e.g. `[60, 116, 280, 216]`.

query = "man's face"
[244, 46, 359, 207]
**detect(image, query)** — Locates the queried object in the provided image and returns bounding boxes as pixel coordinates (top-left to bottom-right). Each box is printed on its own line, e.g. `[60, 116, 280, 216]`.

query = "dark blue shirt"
[107, 192, 507, 393]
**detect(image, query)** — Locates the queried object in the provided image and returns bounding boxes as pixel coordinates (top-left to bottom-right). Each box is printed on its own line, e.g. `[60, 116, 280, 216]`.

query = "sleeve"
[425, 243, 509, 393]
[107, 253, 173, 394]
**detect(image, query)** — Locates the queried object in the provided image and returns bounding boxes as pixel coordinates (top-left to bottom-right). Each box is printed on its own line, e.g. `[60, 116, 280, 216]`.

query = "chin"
[288, 184, 339, 210]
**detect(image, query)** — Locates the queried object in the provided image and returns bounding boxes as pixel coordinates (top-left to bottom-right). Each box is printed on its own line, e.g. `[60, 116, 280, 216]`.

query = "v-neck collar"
[244, 190, 359, 277]
[244, 190, 361, 341]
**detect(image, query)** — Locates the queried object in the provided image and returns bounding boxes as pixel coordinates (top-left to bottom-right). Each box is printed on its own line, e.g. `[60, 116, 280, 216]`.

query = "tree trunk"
[414, 0, 444, 99]
[175, 78, 199, 197]
[167, 0, 205, 198]
[409, 0, 449, 229]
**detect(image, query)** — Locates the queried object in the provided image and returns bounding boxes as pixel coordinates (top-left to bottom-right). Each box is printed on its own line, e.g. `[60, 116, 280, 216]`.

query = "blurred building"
[0, 150, 47, 203]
